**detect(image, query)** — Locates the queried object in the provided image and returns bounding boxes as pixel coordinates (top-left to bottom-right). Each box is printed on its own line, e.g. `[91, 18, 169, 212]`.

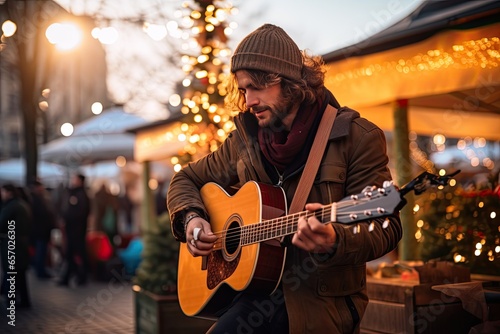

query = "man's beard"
[254, 98, 293, 133]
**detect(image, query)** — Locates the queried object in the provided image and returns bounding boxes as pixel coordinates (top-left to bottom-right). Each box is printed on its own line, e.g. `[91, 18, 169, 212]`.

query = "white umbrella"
[0, 158, 67, 188]
[40, 107, 148, 167]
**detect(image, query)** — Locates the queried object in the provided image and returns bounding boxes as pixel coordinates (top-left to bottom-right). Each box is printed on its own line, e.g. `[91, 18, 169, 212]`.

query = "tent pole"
[393, 99, 419, 261]
[140, 160, 156, 234]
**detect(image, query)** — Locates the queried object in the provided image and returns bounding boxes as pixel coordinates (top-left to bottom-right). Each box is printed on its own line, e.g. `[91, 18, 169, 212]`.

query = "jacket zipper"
[275, 165, 310, 188]
[274, 166, 284, 187]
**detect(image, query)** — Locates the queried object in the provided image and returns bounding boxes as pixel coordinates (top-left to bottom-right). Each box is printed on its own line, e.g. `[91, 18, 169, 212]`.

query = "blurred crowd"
[0, 172, 163, 308]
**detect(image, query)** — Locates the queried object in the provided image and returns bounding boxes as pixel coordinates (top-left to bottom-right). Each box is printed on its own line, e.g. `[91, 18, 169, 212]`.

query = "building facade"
[0, 1, 110, 160]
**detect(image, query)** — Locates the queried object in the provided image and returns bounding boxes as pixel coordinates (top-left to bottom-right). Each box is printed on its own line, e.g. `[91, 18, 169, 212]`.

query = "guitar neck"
[238, 184, 401, 246]
[240, 206, 333, 246]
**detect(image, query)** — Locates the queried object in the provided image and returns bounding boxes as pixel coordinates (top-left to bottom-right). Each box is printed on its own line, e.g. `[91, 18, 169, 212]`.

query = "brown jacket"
[167, 105, 402, 333]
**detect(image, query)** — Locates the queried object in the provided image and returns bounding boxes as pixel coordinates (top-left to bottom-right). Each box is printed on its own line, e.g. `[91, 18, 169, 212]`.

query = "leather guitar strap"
[288, 104, 338, 214]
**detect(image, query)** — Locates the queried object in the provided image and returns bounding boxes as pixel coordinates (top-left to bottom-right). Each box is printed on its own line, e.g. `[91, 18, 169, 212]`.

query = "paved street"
[0, 268, 135, 334]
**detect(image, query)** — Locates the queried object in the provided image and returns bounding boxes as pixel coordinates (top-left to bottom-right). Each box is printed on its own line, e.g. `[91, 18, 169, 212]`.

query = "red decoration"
[86, 231, 113, 261]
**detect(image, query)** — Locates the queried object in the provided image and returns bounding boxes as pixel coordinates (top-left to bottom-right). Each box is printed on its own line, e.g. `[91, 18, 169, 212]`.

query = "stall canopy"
[0, 158, 67, 188]
[40, 106, 148, 167]
[127, 115, 187, 163]
[323, 0, 500, 140]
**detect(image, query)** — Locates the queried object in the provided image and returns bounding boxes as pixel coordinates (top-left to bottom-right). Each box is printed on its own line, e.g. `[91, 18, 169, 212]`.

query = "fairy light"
[169, 0, 236, 166]
[454, 136, 497, 170]
[414, 162, 500, 273]
[331, 37, 500, 84]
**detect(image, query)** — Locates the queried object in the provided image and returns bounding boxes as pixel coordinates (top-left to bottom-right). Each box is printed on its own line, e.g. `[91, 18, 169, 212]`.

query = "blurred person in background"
[29, 180, 57, 279]
[0, 184, 32, 308]
[93, 181, 119, 246]
[57, 173, 91, 287]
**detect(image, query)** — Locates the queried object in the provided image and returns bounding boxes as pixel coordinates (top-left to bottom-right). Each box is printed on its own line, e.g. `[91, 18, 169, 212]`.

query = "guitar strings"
[216, 197, 375, 241]
[211, 194, 387, 247]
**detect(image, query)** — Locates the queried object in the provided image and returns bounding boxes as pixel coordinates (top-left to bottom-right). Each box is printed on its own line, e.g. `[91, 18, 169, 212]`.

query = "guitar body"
[176, 171, 454, 319]
[177, 181, 288, 319]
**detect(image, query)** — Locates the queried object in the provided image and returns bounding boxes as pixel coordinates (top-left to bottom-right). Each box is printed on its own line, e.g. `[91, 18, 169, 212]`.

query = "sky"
[54, 0, 424, 119]
[232, 0, 423, 54]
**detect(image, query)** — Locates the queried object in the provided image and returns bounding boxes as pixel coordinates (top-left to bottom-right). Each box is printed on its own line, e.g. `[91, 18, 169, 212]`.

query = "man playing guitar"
[167, 24, 402, 334]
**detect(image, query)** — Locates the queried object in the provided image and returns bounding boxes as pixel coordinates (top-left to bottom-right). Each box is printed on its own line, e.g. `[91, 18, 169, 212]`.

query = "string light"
[416, 174, 499, 272]
[331, 37, 500, 84]
[168, 0, 237, 164]
[412, 129, 498, 273]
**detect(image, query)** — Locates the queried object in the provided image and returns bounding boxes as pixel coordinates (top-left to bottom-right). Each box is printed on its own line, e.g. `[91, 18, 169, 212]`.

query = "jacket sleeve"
[319, 119, 402, 266]
[167, 131, 241, 242]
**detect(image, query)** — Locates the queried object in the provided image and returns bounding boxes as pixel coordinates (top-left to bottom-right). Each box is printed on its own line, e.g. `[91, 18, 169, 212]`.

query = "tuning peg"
[368, 221, 375, 232]
[383, 180, 393, 188]
[362, 186, 373, 193]
[353, 224, 360, 234]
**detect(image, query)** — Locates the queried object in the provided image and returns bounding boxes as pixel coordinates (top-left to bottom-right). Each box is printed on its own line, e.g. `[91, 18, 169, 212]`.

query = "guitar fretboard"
[236, 189, 393, 246]
[240, 210, 320, 245]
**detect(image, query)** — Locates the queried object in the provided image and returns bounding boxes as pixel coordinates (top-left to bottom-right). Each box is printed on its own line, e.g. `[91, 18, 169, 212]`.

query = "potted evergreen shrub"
[133, 212, 214, 333]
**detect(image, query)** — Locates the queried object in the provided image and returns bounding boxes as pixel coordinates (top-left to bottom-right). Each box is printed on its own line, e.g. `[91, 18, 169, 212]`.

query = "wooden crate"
[360, 277, 490, 334]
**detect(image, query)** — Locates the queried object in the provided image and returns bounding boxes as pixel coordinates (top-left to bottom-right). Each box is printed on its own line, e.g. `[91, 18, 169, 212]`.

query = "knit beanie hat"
[231, 24, 303, 81]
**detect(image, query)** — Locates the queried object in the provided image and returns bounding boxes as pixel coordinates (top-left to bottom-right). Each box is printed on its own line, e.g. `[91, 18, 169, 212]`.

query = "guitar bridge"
[201, 256, 208, 270]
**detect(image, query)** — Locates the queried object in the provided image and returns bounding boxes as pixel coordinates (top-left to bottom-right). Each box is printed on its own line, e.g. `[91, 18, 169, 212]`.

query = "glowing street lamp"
[91, 102, 103, 115]
[2, 20, 17, 37]
[45, 22, 82, 51]
[60, 122, 74, 136]
[143, 22, 168, 41]
[45, 20, 88, 129]
[91, 26, 118, 45]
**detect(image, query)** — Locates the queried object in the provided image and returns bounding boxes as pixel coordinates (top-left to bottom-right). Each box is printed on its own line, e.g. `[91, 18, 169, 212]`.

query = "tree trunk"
[4, 0, 52, 185]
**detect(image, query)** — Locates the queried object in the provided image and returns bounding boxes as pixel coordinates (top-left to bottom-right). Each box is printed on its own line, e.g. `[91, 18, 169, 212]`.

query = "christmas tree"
[170, 0, 236, 168]
[416, 171, 500, 276]
[133, 213, 179, 295]
[134, 0, 237, 295]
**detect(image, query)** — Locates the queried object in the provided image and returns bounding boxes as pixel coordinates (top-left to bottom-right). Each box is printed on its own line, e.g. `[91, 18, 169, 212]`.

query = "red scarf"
[258, 103, 321, 172]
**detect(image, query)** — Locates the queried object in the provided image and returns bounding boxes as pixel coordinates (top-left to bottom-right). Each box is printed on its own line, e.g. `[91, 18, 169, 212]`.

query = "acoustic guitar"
[177, 171, 459, 319]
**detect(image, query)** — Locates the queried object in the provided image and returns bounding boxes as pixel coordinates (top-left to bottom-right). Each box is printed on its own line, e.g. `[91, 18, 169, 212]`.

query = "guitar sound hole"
[206, 218, 241, 289]
[225, 221, 241, 255]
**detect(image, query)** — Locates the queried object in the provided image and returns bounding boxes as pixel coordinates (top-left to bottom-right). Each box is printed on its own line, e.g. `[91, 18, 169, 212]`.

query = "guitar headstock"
[332, 170, 460, 226]
[399, 170, 461, 196]
[335, 182, 401, 224]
